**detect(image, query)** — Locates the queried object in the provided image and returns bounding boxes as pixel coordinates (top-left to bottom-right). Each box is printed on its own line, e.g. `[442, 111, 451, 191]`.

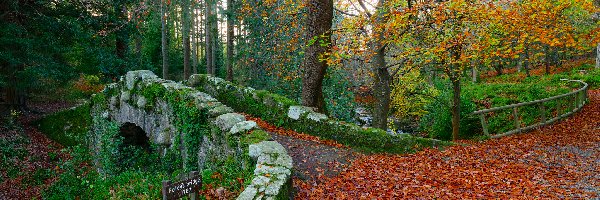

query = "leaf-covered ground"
[294, 90, 600, 199]
[0, 102, 74, 199]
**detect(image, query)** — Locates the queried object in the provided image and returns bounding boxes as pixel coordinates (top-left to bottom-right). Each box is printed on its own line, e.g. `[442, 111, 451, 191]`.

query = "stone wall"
[90, 71, 292, 199]
[187, 74, 450, 154]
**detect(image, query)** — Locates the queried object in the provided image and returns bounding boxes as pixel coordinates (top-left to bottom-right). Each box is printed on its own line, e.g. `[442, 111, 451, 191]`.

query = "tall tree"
[161, 0, 169, 79]
[301, 0, 333, 112]
[205, 0, 214, 75]
[226, 0, 235, 81]
[182, 0, 192, 79]
[115, 0, 129, 76]
[192, 2, 198, 74]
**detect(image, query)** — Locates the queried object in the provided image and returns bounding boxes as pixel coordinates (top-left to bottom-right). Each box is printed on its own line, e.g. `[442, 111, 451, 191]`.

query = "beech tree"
[301, 0, 333, 112]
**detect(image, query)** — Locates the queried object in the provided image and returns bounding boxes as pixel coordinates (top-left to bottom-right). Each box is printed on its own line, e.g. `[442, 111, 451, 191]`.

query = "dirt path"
[0, 102, 73, 199]
[294, 90, 600, 199]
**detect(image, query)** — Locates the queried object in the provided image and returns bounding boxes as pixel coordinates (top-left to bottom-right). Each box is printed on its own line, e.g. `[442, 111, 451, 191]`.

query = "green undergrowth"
[35, 103, 91, 147]
[189, 75, 451, 154]
[460, 63, 599, 136]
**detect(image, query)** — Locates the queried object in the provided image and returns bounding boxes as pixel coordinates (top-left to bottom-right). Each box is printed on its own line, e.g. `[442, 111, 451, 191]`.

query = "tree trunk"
[161, 0, 169, 79]
[369, 0, 391, 130]
[211, 9, 217, 76]
[205, 0, 213, 75]
[449, 46, 462, 141]
[182, 0, 191, 79]
[192, 6, 198, 75]
[451, 77, 461, 141]
[471, 66, 477, 83]
[115, 0, 128, 75]
[371, 47, 391, 130]
[226, 0, 234, 81]
[301, 0, 333, 113]
[524, 46, 531, 77]
[596, 43, 599, 69]
[494, 63, 503, 76]
[544, 46, 550, 75]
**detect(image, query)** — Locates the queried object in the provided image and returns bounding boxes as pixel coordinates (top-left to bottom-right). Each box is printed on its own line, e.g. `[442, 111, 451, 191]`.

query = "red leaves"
[295, 90, 600, 199]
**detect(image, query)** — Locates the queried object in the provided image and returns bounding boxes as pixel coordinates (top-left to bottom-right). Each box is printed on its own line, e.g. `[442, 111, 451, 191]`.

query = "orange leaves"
[296, 90, 600, 199]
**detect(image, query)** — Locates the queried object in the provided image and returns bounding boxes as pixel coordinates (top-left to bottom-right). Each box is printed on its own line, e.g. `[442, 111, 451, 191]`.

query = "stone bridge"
[89, 70, 292, 200]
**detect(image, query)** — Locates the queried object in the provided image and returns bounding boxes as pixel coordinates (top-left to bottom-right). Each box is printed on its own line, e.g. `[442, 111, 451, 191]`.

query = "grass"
[463, 62, 599, 135]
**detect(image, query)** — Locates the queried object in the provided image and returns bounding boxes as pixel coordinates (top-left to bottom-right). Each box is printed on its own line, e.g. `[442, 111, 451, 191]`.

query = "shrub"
[420, 81, 481, 141]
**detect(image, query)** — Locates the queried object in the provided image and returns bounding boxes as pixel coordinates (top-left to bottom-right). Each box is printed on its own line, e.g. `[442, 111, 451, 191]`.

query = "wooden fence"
[473, 80, 589, 138]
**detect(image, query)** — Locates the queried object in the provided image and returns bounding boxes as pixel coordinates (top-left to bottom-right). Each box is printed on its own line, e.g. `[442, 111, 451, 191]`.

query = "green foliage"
[420, 81, 481, 140]
[240, 130, 272, 146]
[36, 103, 91, 147]
[391, 69, 439, 119]
[0, 133, 30, 180]
[201, 155, 255, 195]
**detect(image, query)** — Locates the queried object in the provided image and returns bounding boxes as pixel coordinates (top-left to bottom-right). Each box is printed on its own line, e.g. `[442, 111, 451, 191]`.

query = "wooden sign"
[162, 171, 202, 200]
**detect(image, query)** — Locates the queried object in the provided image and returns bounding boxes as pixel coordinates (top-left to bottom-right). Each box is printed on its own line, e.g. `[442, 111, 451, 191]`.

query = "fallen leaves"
[295, 90, 600, 199]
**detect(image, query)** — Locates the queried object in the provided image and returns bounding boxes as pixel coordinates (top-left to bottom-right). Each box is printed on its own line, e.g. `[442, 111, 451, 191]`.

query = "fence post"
[162, 180, 171, 200]
[479, 113, 489, 136]
[540, 103, 546, 125]
[513, 107, 520, 133]
[190, 171, 198, 200]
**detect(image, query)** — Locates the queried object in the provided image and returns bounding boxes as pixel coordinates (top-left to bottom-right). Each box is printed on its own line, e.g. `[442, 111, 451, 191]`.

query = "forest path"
[0, 102, 74, 199]
[244, 116, 365, 196]
[293, 90, 600, 199]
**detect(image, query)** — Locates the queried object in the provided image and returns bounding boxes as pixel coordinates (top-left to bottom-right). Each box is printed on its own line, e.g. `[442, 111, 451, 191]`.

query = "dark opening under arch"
[119, 122, 151, 152]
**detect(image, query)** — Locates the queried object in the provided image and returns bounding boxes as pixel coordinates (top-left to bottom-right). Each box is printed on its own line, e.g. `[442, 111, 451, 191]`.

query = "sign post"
[162, 171, 202, 200]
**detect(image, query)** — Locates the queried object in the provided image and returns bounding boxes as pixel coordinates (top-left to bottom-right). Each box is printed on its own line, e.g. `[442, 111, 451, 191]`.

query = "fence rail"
[473, 80, 589, 138]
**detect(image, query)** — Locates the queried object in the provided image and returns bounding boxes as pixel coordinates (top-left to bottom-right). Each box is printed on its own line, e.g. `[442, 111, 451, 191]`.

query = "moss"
[241, 130, 272, 146]
[36, 103, 91, 147]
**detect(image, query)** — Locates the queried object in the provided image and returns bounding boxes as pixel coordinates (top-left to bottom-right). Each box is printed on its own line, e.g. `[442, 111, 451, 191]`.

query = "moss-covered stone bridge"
[90, 70, 447, 199]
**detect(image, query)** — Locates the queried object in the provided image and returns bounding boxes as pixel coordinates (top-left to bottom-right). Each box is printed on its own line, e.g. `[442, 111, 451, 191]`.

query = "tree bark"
[115, 0, 128, 75]
[301, 0, 333, 113]
[471, 66, 477, 83]
[449, 46, 462, 141]
[161, 0, 169, 79]
[524, 46, 531, 77]
[205, 0, 213, 75]
[192, 6, 198, 75]
[451, 76, 461, 141]
[596, 43, 599, 69]
[371, 46, 391, 129]
[544, 45, 550, 75]
[226, 0, 234, 81]
[182, 0, 191, 79]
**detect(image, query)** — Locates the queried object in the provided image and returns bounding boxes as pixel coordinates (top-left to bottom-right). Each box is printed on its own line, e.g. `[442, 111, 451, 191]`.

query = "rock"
[161, 82, 192, 92]
[136, 96, 147, 108]
[189, 91, 217, 103]
[120, 91, 131, 102]
[287, 106, 315, 120]
[251, 175, 271, 187]
[125, 70, 157, 90]
[214, 113, 245, 131]
[109, 96, 118, 107]
[264, 180, 286, 196]
[307, 112, 328, 122]
[236, 186, 257, 200]
[229, 121, 257, 135]
[248, 141, 290, 165]
[208, 105, 235, 117]
[187, 74, 207, 87]
[207, 76, 225, 85]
